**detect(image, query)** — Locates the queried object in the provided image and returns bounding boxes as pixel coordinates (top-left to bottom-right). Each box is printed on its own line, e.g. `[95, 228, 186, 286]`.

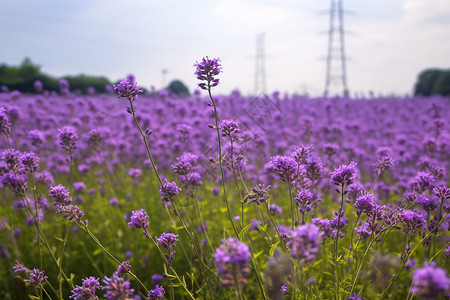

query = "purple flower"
[70, 276, 101, 300]
[354, 193, 375, 215]
[348, 293, 365, 300]
[2, 172, 27, 196]
[270, 155, 297, 182]
[331, 211, 348, 230]
[159, 181, 181, 202]
[151, 274, 164, 285]
[102, 275, 135, 300]
[330, 162, 357, 187]
[156, 233, 178, 250]
[117, 261, 131, 276]
[193, 57, 222, 90]
[214, 238, 251, 287]
[35, 170, 54, 187]
[269, 204, 283, 215]
[49, 184, 71, 205]
[73, 182, 86, 193]
[19, 152, 40, 173]
[25, 268, 48, 286]
[28, 130, 44, 147]
[295, 189, 313, 213]
[0, 107, 11, 136]
[291, 145, 314, 165]
[147, 284, 165, 300]
[245, 184, 271, 205]
[58, 126, 78, 152]
[128, 209, 149, 230]
[56, 204, 84, 222]
[113, 79, 143, 102]
[411, 262, 450, 299]
[373, 155, 394, 174]
[405, 258, 416, 269]
[186, 172, 203, 186]
[356, 223, 372, 240]
[291, 224, 322, 264]
[220, 120, 239, 141]
[281, 282, 288, 293]
[171, 153, 198, 175]
[13, 263, 31, 274]
[312, 217, 332, 238]
[416, 195, 437, 212]
[409, 172, 435, 194]
[399, 210, 425, 235]
[432, 186, 450, 201]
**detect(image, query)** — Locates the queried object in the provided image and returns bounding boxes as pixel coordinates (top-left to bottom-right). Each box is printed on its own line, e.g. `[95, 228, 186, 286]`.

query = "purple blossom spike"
[416, 195, 438, 212]
[270, 155, 297, 182]
[220, 120, 239, 141]
[102, 275, 134, 300]
[245, 184, 271, 205]
[411, 262, 450, 299]
[70, 276, 101, 300]
[295, 189, 313, 213]
[128, 209, 149, 230]
[49, 184, 72, 205]
[156, 233, 178, 250]
[330, 162, 357, 187]
[214, 238, 251, 287]
[58, 126, 78, 152]
[0, 107, 11, 136]
[354, 193, 375, 215]
[116, 261, 131, 277]
[269, 204, 283, 215]
[291, 224, 322, 264]
[19, 152, 40, 173]
[28, 130, 44, 147]
[56, 204, 84, 222]
[113, 79, 143, 102]
[25, 268, 48, 286]
[291, 145, 314, 165]
[147, 284, 165, 300]
[193, 57, 222, 90]
[159, 180, 181, 202]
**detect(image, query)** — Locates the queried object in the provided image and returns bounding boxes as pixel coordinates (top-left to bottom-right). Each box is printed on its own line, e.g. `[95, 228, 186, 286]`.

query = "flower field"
[0, 58, 449, 299]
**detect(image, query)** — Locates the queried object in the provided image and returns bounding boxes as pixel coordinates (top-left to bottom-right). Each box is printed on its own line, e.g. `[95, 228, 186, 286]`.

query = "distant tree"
[167, 79, 190, 97]
[414, 69, 450, 96]
[0, 58, 112, 94]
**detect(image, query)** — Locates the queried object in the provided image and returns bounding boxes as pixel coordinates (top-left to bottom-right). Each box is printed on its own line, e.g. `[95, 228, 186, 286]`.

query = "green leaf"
[92, 249, 102, 256]
[258, 224, 268, 232]
[254, 250, 264, 259]
[269, 241, 280, 256]
[239, 223, 252, 240]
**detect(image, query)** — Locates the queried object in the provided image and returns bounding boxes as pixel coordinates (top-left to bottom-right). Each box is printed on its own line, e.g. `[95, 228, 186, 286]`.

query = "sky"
[0, 0, 449, 97]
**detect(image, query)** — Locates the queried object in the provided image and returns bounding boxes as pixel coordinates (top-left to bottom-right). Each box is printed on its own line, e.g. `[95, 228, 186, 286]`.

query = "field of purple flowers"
[0, 57, 449, 300]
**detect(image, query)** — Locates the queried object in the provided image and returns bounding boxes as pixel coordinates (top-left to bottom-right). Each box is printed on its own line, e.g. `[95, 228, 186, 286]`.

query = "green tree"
[167, 79, 190, 97]
[414, 69, 450, 96]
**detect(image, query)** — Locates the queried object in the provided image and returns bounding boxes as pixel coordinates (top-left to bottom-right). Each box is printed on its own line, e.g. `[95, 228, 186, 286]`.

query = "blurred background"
[0, 0, 449, 97]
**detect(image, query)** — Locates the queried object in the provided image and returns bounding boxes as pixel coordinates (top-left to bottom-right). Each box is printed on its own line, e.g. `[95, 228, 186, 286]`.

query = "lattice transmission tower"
[324, 0, 349, 97]
[254, 33, 267, 95]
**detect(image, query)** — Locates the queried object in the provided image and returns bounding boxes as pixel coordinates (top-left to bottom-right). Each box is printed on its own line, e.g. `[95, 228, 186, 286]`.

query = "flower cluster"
[159, 180, 182, 202]
[102, 275, 134, 300]
[291, 224, 322, 264]
[58, 126, 78, 153]
[411, 263, 450, 299]
[128, 208, 149, 232]
[70, 276, 101, 300]
[220, 119, 240, 141]
[147, 285, 165, 300]
[245, 183, 271, 205]
[194, 56, 222, 90]
[295, 189, 313, 213]
[25, 268, 48, 286]
[156, 233, 179, 266]
[330, 162, 357, 187]
[270, 155, 297, 182]
[113, 79, 143, 102]
[214, 238, 251, 287]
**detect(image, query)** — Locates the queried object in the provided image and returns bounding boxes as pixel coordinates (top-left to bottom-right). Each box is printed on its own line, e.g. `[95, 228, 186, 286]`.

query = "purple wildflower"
[128, 209, 149, 230]
[159, 181, 181, 202]
[58, 126, 78, 153]
[117, 261, 131, 276]
[102, 275, 135, 300]
[354, 193, 376, 215]
[291, 145, 314, 165]
[214, 238, 251, 287]
[269, 204, 283, 215]
[330, 162, 357, 187]
[399, 210, 425, 235]
[152, 274, 164, 285]
[409, 172, 435, 194]
[127, 168, 142, 179]
[186, 172, 203, 186]
[405, 258, 416, 269]
[171, 153, 198, 175]
[432, 186, 450, 201]
[12, 263, 31, 274]
[291, 224, 322, 264]
[70, 276, 101, 300]
[194, 56, 222, 90]
[147, 285, 165, 300]
[56, 204, 84, 221]
[270, 155, 297, 182]
[156, 233, 178, 250]
[19, 152, 40, 173]
[411, 262, 450, 299]
[416, 195, 437, 212]
[113, 79, 143, 102]
[245, 184, 271, 205]
[25, 268, 48, 286]
[295, 189, 313, 213]
[0, 107, 11, 136]
[49, 184, 71, 205]
[73, 182, 86, 193]
[28, 130, 44, 147]
[348, 293, 365, 300]
[356, 223, 372, 240]
[220, 120, 239, 141]
[281, 282, 288, 293]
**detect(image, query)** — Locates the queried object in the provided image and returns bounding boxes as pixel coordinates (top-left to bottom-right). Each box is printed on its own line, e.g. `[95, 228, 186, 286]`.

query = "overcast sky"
[1, 0, 449, 96]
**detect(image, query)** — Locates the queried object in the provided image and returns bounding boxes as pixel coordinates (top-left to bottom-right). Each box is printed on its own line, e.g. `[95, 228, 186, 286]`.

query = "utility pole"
[324, 0, 349, 97]
[254, 33, 267, 95]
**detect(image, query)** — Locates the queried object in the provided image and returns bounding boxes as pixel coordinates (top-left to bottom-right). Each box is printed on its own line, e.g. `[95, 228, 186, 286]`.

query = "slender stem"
[429, 241, 450, 262]
[333, 184, 345, 300]
[208, 88, 239, 239]
[230, 140, 244, 228]
[287, 183, 295, 229]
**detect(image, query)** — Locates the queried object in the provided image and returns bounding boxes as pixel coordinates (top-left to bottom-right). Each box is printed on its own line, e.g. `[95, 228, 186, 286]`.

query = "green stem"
[287, 182, 295, 229]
